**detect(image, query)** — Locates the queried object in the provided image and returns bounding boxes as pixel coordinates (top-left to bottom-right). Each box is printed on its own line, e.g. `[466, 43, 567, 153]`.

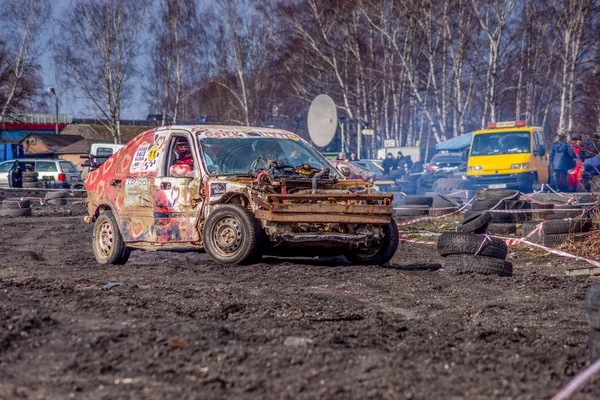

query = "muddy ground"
[1, 209, 599, 400]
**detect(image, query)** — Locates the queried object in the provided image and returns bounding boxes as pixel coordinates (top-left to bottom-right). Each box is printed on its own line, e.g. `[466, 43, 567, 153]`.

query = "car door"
[0, 161, 15, 186]
[533, 130, 549, 183]
[152, 132, 203, 244]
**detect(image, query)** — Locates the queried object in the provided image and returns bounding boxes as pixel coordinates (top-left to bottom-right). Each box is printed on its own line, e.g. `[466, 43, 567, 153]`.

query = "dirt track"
[1, 211, 599, 399]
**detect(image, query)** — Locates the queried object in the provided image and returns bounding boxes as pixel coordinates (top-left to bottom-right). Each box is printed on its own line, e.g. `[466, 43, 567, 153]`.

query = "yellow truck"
[466, 121, 549, 193]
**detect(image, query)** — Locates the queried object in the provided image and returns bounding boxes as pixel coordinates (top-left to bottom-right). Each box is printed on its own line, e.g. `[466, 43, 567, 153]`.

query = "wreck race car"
[84, 125, 399, 265]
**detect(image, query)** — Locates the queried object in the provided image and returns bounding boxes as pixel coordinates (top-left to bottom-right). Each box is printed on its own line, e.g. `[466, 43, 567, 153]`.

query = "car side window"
[37, 161, 58, 172]
[167, 136, 195, 175]
[0, 162, 13, 172]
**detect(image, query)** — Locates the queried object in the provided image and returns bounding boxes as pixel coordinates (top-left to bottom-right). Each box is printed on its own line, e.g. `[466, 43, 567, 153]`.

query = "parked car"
[352, 159, 385, 178]
[84, 125, 398, 266]
[418, 153, 464, 192]
[0, 158, 82, 189]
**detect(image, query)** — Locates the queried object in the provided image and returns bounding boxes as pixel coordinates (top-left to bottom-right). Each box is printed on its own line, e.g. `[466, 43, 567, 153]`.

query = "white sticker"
[130, 142, 159, 172]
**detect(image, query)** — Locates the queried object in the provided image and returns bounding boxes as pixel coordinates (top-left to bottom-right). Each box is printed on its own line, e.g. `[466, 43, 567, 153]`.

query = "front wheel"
[345, 220, 399, 265]
[93, 211, 130, 265]
[202, 205, 263, 265]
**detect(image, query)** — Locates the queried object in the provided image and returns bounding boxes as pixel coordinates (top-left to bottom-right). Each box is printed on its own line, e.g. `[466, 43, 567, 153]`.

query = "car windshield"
[470, 131, 531, 156]
[198, 137, 334, 175]
[59, 161, 78, 172]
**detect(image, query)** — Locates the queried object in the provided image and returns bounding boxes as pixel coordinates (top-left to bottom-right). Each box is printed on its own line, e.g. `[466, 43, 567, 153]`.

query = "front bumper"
[468, 172, 535, 189]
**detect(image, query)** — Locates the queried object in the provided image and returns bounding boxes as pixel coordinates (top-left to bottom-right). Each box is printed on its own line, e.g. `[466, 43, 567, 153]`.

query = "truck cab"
[466, 121, 548, 192]
[84, 125, 398, 266]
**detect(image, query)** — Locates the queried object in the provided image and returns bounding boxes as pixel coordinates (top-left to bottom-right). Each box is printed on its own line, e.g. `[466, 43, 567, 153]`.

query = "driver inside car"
[258, 142, 282, 169]
[173, 140, 194, 167]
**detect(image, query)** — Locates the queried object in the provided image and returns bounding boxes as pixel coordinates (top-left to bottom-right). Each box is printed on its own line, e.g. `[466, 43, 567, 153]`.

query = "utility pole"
[48, 87, 59, 135]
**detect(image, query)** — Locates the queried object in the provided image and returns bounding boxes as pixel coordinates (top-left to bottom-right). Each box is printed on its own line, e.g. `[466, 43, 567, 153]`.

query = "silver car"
[0, 158, 82, 189]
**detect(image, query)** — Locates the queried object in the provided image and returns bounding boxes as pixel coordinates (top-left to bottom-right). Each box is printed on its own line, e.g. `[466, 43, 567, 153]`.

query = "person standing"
[336, 152, 347, 161]
[382, 153, 395, 176]
[550, 134, 577, 192]
[349, 152, 359, 162]
[394, 152, 404, 171]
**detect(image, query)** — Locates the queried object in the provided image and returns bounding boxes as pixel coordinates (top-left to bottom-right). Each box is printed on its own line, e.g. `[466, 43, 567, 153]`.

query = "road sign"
[361, 129, 374, 136]
[384, 139, 396, 147]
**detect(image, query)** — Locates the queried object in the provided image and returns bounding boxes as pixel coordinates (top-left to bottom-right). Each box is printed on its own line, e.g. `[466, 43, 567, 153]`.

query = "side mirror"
[538, 146, 546, 157]
[339, 165, 352, 178]
[461, 149, 469, 161]
[169, 164, 194, 178]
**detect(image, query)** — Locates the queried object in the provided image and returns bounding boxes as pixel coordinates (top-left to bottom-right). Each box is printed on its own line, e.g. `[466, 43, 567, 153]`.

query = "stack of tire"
[0, 199, 32, 217]
[21, 171, 39, 188]
[521, 218, 592, 248]
[393, 195, 432, 217]
[45, 190, 70, 206]
[437, 232, 512, 276]
[395, 174, 419, 195]
[463, 189, 530, 236]
[585, 285, 600, 362]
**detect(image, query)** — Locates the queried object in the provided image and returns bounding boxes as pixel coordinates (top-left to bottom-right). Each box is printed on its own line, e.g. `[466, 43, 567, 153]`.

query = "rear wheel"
[345, 220, 399, 265]
[93, 211, 130, 265]
[202, 205, 263, 265]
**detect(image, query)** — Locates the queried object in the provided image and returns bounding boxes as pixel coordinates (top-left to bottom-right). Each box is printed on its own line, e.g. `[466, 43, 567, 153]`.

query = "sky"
[41, 0, 150, 120]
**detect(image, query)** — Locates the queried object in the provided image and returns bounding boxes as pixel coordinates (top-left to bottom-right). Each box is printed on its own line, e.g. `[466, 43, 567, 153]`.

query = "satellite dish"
[307, 94, 337, 147]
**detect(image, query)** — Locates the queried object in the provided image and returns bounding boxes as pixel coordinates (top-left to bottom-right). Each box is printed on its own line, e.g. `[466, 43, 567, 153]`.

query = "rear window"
[59, 161, 78, 172]
[37, 161, 58, 172]
[96, 147, 114, 157]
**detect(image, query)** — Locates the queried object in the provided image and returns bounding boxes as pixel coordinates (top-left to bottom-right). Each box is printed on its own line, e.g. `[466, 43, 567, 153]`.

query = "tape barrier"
[396, 196, 476, 227]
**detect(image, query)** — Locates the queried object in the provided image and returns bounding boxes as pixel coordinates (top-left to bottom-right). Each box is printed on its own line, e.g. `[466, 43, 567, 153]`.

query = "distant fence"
[2, 113, 73, 124]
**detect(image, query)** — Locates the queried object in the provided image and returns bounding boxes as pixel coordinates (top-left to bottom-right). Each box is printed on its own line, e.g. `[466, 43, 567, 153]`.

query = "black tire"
[403, 195, 433, 206]
[475, 188, 520, 202]
[431, 194, 460, 208]
[22, 171, 38, 179]
[471, 199, 504, 211]
[92, 211, 130, 265]
[522, 221, 544, 237]
[528, 233, 569, 248]
[444, 254, 513, 276]
[490, 212, 516, 224]
[540, 218, 592, 235]
[22, 182, 40, 188]
[345, 220, 399, 265]
[0, 208, 32, 217]
[2, 200, 30, 209]
[47, 198, 68, 206]
[45, 190, 69, 200]
[486, 223, 517, 235]
[589, 330, 600, 362]
[456, 211, 492, 234]
[437, 232, 507, 260]
[203, 204, 263, 265]
[506, 200, 532, 223]
[585, 286, 600, 331]
[393, 205, 429, 216]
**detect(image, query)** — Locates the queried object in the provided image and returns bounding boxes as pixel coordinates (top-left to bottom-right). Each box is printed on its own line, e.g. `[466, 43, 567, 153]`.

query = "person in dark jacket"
[549, 134, 577, 192]
[382, 153, 395, 176]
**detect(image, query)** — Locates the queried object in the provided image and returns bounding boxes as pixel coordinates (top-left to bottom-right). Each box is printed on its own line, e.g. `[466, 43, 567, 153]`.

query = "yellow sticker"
[147, 146, 158, 161]
[289, 134, 300, 141]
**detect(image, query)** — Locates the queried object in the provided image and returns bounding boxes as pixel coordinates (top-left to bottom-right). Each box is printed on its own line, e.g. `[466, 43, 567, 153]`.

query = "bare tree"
[56, 0, 148, 143]
[0, 0, 50, 121]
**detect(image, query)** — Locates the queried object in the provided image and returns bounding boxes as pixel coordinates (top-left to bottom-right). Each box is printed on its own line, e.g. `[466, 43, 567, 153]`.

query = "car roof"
[1, 158, 64, 162]
[157, 125, 301, 140]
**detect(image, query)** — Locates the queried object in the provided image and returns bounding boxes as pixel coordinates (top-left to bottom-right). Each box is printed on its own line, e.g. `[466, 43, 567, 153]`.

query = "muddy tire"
[2, 200, 30, 209]
[486, 223, 517, 235]
[540, 218, 592, 235]
[437, 232, 507, 260]
[444, 254, 513, 276]
[345, 220, 399, 265]
[490, 212, 516, 224]
[203, 204, 263, 265]
[456, 211, 492, 234]
[589, 330, 600, 362]
[0, 208, 32, 217]
[47, 198, 68, 206]
[393, 205, 429, 216]
[46, 190, 69, 200]
[471, 199, 504, 211]
[476, 188, 520, 202]
[403, 195, 433, 206]
[585, 286, 600, 331]
[93, 211, 130, 265]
